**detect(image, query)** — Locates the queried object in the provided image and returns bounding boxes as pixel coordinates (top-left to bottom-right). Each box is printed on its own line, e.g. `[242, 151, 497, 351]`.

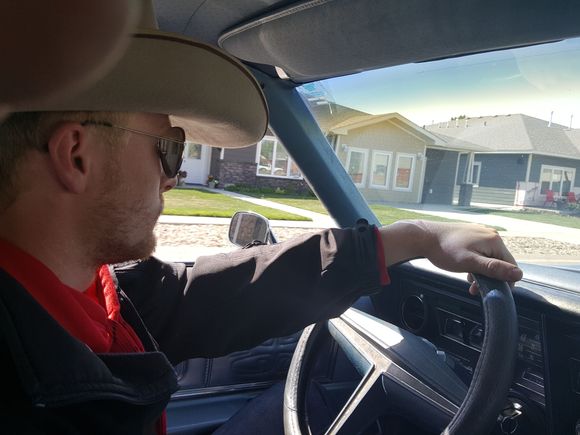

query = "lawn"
[163, 188, 310, 221]
[465, 207, 580, 229]
[230, 190, 467, 226]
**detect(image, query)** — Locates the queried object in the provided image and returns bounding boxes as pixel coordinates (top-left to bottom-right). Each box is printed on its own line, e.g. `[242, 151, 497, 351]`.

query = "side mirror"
[229, 211, 274, 247]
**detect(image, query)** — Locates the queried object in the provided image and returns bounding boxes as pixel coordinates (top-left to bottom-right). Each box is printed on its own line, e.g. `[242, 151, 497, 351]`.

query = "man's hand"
[380, 220, 523, 294]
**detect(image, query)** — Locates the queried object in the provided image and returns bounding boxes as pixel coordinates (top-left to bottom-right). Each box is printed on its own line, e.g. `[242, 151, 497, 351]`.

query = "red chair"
[567, 191, 577, 204]
[543, 189, 556, 207]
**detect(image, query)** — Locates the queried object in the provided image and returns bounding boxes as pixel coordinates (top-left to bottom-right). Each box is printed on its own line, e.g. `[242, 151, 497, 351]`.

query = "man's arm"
[115, 221, 382, 363]
[379, 220, 522, 294]
[115, 220, 522, 364]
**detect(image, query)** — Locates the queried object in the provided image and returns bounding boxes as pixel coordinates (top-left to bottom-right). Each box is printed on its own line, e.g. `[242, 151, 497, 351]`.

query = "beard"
[90, 196, 160, 266]
[83, 159, 163, 267]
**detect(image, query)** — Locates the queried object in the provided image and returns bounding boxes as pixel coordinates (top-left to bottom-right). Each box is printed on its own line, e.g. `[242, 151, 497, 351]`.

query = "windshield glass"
[298, 38, 580, 269]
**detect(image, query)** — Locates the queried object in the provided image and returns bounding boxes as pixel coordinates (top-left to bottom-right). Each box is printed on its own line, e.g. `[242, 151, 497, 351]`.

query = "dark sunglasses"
[80, 120, 185, 178]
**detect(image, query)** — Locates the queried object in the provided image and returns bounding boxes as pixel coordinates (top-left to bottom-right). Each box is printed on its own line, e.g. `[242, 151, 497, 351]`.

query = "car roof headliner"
[155, 0, 580, 83]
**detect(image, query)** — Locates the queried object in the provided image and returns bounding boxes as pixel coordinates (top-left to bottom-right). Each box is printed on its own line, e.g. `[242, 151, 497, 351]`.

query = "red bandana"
[0, 239, 167, 434]
[0, 239, 144, 353]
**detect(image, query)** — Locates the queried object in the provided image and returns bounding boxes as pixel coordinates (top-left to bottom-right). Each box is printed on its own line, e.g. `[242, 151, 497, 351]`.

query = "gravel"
[155, 223, 580, 258]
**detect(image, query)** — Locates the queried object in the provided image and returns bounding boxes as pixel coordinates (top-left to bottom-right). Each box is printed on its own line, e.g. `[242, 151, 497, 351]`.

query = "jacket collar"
[0, 268, 178, 407]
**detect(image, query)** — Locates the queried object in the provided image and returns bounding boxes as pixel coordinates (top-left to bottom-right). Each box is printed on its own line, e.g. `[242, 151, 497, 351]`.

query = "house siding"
[476, 154, 528, 189]
[472, 186, 516, 205]
[337, 120, 426, 203]
[422, 149, 458, 204]
[454, 153, 527, 205]
[223, 145, 257, 164]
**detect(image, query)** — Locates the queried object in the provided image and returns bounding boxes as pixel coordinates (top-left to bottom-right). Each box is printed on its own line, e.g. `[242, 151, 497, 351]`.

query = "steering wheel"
[283, 274, 518, 435]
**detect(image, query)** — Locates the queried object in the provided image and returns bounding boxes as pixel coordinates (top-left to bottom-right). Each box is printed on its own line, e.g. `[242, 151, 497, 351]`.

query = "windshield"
[298, 38, 580, 269]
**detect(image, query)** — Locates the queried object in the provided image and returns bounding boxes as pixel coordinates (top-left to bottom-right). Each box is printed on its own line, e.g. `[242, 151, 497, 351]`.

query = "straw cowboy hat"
[16, 0, 268, 148]
[1, 0, 139, 119]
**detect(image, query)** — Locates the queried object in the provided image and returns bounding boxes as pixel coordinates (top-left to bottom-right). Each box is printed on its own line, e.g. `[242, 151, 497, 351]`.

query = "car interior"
[11, 1, 580, 434]
[152, 1, 580, 434]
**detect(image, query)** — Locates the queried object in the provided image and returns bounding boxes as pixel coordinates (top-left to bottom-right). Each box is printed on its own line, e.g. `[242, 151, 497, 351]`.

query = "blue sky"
[310, 38, 580, 128]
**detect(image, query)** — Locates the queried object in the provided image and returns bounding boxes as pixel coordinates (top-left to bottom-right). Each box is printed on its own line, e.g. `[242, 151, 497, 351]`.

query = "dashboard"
[369, 260, 580, 435]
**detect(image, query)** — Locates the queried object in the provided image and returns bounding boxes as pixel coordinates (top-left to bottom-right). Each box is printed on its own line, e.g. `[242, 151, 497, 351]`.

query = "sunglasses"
[80, 120, 185, 178]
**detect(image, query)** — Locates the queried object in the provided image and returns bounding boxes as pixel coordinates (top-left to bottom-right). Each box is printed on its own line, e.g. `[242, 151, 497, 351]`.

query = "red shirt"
[0, 239, 166, 434]
[0, 239, 144, 353]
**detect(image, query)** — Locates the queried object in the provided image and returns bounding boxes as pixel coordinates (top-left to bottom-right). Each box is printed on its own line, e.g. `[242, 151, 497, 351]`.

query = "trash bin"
[458, 183, 473, 206]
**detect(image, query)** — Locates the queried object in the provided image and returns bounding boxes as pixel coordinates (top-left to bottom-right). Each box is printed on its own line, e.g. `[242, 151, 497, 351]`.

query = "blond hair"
[0, 111, 130, 209]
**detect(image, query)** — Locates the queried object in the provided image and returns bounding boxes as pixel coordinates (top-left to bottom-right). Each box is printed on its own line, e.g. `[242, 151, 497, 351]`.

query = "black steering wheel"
[284, 274, 518, 435]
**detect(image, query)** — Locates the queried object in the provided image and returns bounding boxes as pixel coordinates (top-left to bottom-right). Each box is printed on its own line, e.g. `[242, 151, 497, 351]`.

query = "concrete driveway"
[397, 204, 580, 246]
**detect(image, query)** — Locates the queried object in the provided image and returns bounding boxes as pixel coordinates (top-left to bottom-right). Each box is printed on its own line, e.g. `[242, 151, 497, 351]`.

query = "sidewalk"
[397, 203, 580, 246]
[155, 188, 580, 263]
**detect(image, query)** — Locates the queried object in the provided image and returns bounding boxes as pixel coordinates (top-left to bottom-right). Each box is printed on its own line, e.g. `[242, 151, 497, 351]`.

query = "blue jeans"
[213, 381, 334, 435]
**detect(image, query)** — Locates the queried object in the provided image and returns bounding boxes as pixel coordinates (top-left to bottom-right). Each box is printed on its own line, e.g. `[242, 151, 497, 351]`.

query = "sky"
[306, 38, 580, 128]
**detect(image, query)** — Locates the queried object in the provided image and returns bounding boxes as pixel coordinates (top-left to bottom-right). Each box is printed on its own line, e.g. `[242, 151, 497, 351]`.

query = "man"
[0, 3, 522, 434]
[0, 110, 521, 434]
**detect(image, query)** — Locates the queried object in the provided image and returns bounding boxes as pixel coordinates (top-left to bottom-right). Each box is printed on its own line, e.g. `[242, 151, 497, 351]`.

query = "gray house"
[190, 107, 580, 208]
[426, 115, 580, 206]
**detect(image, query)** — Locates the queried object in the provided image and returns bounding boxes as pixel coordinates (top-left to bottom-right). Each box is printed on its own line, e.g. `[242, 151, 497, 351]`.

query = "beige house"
[329, 113, 446, 204]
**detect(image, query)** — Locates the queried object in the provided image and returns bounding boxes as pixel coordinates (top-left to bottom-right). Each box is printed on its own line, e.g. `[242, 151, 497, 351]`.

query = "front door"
[181, 143, 211, 184]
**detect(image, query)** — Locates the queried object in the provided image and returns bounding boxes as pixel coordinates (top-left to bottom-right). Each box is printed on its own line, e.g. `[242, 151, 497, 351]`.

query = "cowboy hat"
[1, 0, 139, 120]
[15, 0, 268, 148]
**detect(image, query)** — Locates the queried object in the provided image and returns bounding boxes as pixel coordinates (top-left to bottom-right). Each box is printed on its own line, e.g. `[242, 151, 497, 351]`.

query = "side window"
[393, 153, 416, 191]
[370, 151, 391, 189]
[257, 138, 275, 175]
[256, 136, 302, 179]
[346, 148, 368, 187]
[471, 161, 482, 186]
[540, 165, 575, 195]
[187, 143, 202, 160]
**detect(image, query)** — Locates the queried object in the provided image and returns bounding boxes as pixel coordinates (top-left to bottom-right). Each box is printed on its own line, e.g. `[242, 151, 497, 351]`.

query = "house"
[180, 106, 472, 204]
[327, 112, 465, 205]
[200, 102, 369, 193]
[180, 104, 580, 208]
[425, 115, 580, 206]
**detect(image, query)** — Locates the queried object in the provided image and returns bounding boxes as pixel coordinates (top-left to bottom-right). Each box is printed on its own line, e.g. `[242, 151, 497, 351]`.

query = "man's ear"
[46, 122, 92, 194]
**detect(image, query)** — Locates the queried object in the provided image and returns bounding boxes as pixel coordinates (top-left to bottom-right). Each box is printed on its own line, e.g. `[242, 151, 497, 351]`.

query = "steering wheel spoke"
[284, 275, 518, 435]
[325, 368, 383, 434]
[328, 310, 461, 426]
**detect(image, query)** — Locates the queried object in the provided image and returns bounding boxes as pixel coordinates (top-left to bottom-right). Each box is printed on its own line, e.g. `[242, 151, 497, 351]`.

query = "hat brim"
[20, 30, 268, 148]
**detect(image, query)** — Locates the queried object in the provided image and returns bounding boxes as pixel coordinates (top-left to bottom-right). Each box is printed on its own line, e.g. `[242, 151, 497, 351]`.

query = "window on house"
[346, 148, 368, 187]
[394, 153, 415, 191]
[540, 165, 575, 195]
[187, 143, 202, 160]
[370, 151, 391, 188]
[471, 161, 482, 186]
[256, 136, 302, 178]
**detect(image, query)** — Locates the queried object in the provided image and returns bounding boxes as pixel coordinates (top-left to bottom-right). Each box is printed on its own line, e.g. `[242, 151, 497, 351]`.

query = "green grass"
[368, 204, 462, 225]
[465, 207, 580, 229]
[233, 191, 481, 227]
[247, 194, 329, 215]
[162, 188, 310, 221]
[164, 188, 512, 230]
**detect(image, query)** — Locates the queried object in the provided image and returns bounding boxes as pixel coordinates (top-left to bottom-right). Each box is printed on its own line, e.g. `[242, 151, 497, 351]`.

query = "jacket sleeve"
[113, 221, 383, 364]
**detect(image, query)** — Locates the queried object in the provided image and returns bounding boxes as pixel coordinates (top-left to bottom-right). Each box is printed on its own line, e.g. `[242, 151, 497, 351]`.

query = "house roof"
[425, 114, 580, 158]
[309, 102, 369, 133]
[328, 112, 448, 146]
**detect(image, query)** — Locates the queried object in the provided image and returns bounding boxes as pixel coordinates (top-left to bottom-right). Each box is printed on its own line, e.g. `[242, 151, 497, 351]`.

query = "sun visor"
[219, 0, 580, 83]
